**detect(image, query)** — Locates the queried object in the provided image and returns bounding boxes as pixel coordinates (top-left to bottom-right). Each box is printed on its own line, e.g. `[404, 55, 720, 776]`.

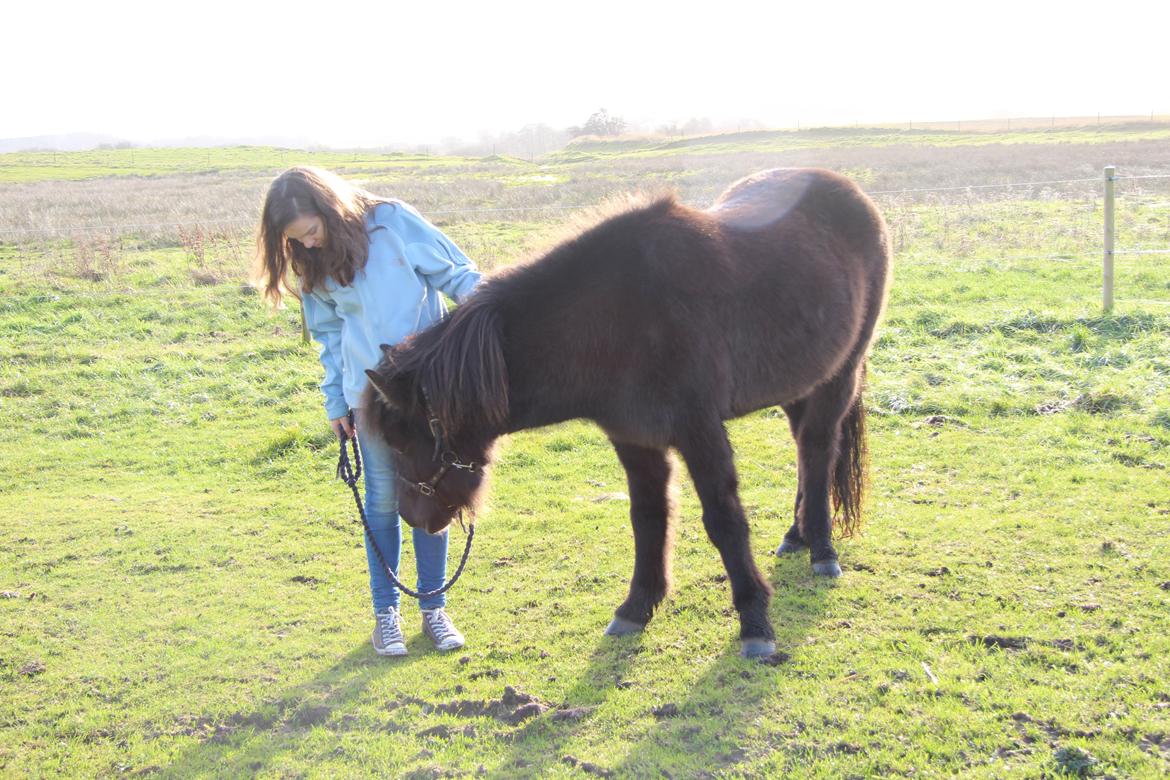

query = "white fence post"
[1103, 165, 1116, 312]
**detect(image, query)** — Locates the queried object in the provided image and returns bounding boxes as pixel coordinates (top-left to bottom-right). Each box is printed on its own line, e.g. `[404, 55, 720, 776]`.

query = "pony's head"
[361, 300, 508, 535]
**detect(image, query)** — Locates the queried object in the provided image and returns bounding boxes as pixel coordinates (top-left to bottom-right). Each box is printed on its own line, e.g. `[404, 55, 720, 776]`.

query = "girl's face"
[283, 213, 327, 250]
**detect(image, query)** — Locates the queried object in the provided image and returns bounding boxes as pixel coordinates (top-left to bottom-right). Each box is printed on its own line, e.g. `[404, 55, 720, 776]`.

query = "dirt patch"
[1011, 712, 1099, 745]
[1035, 399, 1074, 415]
[436, 686, 548, 725]
[759, 651, 792, 666]
[592, 492, 629, 503]
[651, 703, 679, 719]
[562, 755, 614, 776]
[1036, 393, 1129, 416]
[551, 706, 595, 722]
[169, 700, 290, 741]
[968, 635, 1029, 650]
[18, 661, 45, 677]
[402, 765, 458, 780]
[289, 704, 331, 729]
[387, 695, 432, 713]
[918, 415, 965, 428]
[419, 724, 476, 740]
[1140, 732, 1170, 756]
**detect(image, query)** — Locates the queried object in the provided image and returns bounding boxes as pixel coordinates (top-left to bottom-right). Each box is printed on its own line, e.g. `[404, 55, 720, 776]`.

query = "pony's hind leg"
[791, 364, 865, 578]
[675, 418, 775, 658]
[605, 442, 674, 636]
[776, 400, 807, 555]
[777, 489, 806, 555]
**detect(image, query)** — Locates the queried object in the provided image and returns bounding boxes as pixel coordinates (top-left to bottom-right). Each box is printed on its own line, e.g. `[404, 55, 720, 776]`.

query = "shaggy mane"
[385, 292, 509, 435]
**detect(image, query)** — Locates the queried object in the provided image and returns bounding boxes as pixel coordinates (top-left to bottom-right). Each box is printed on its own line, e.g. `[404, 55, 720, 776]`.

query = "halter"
[397, 385, 484, 504]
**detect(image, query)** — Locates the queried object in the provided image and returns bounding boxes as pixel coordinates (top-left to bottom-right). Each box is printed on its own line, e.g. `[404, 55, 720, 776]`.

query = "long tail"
[831, 365, 869, 538]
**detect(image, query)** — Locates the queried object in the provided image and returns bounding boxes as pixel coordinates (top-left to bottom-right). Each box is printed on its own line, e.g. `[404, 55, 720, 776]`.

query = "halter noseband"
[397, 386, 483, 504]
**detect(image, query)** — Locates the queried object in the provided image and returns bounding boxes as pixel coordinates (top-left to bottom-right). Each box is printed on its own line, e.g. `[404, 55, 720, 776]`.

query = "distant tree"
[655, 118, 713, 137]
[446, 124, 568, 158]
[569, 108, 627, 138]
[682, 117, 713, 135]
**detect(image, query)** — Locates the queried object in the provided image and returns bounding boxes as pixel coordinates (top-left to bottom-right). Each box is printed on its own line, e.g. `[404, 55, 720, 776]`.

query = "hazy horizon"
[5, 0, 1167, 150]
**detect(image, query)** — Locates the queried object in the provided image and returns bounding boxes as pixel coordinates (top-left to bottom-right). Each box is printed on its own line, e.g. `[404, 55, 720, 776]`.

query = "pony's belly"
[726, 378, 820, 419]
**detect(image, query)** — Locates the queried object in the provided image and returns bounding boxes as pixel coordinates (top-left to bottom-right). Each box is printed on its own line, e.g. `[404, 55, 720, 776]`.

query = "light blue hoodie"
[301, 201, 481, 420]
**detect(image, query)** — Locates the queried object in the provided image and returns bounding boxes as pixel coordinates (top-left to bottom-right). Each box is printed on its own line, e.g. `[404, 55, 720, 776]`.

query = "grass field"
[1, 125, 1169, 778]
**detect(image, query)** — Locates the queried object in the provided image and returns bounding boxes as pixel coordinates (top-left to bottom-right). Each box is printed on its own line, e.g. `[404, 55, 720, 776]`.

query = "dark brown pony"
[363, 168, 890, 658]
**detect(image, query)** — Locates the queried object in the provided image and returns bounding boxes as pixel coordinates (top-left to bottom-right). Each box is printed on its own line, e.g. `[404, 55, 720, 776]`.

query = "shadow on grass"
[154, 558, 835, 777]
[157, 642, 420, 777]
[492, 552, 835, 777]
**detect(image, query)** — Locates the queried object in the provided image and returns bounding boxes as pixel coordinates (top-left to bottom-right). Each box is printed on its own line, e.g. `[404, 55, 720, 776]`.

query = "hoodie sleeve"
[300, 290, 350, 420]
[404, 238, 482, 303]
[383, 205, 481, 303]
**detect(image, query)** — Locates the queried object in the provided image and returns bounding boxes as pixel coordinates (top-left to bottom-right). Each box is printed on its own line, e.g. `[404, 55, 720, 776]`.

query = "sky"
[3, 0, 1166, 147]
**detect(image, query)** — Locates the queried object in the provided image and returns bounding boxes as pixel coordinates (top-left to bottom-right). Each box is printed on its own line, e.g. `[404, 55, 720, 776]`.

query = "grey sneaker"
[421, 608, 465, 651]
[372, 607, 407, 657]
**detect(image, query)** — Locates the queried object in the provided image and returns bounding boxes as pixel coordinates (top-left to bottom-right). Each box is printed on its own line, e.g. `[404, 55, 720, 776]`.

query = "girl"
[255, 167, 481, 657]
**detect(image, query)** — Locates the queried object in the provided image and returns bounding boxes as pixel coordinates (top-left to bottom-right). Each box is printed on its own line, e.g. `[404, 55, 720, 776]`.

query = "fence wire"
[2, 169, 1168, 307]
[867, 177, 1101, 196]
[0, 178, 1120, 241]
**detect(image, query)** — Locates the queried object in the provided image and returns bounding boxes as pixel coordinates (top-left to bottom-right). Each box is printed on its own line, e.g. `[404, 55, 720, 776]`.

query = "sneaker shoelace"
[424, 609, 458, 644]
[377, 610, 405, 646]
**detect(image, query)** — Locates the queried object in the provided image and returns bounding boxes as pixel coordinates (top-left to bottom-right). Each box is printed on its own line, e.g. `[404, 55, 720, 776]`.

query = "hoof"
[776, 539, 807, 555]
[604, 616, 645, 636]
[740, 638, 776, 659]
[812, 559, 842, 578]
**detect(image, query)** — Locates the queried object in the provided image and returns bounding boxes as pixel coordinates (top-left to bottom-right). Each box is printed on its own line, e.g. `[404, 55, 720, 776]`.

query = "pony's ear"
[379, 343, 393, 355]
[365, 369, 399, 407]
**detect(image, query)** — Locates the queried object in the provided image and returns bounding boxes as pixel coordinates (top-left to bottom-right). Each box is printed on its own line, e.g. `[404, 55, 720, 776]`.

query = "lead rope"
[336, 422, 475, 600]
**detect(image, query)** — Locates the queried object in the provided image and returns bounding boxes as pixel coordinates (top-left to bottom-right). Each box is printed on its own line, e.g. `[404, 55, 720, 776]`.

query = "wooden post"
[1103, 165, 1116, 312]
[300, 300, 310, 344]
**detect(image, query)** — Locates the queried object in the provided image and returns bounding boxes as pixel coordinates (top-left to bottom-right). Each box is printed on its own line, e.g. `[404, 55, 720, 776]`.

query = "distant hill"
[1, 132, 325, 153]
[146, 134, 321, 150]
[0, 132, 321, 153]
[0, 133, 132, 153]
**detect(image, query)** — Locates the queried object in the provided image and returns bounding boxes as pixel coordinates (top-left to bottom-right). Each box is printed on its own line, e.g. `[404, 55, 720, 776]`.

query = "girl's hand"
[331, 415, 354, 441]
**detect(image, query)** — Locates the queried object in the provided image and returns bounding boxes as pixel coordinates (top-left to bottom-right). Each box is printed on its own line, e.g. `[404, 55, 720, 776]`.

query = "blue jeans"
[354, 409, 450, 612]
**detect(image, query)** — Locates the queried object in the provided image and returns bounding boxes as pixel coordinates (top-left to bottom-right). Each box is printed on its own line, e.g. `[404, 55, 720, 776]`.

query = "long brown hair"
[254, 166, 390, 306]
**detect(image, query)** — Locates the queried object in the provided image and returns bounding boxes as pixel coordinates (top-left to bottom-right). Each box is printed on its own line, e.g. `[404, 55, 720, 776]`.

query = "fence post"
[1103, 165, 1116, 312]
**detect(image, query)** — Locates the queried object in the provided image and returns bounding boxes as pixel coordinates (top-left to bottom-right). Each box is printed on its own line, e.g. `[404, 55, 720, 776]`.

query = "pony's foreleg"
[605, 442, 674, 636]
[676, 420, 775, 659]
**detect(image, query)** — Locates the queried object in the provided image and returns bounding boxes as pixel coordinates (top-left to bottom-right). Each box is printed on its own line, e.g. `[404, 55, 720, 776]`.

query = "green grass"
[2, 133, 1170, 778]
